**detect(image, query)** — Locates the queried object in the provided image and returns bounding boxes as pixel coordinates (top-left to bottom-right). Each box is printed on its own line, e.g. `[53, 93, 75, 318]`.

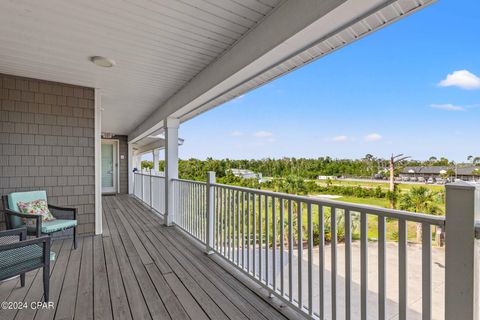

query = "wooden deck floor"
[0, 195, 289, 320]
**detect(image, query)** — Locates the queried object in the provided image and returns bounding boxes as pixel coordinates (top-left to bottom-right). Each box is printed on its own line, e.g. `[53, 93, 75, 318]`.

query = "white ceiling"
[0, 0, 283, 134]
[0, 0, 434, 141]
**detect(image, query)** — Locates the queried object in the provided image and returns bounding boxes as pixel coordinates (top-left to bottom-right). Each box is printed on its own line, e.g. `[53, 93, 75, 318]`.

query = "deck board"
[0, 195, 288, 320]
[74, 236, 94, 320]
[54, 237, 83, 320]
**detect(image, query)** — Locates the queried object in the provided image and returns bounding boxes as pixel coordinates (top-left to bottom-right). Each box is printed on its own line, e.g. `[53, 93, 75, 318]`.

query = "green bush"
[390, 230, 399, 241]
[141, 160, 154, 171]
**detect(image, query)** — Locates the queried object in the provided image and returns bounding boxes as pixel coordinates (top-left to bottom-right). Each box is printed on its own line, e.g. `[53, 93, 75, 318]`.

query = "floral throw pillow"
[17, 199, 56, 227]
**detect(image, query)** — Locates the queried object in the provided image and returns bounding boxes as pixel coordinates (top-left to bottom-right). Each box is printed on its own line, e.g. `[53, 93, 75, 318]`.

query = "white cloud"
[430, 103, 465, 111]
[331, 135, 349, 142]
[254, 131, 273, 138]
[438, 70, 480, 90]
[231, 131, 243, 136]
[365, 133, 382, 142]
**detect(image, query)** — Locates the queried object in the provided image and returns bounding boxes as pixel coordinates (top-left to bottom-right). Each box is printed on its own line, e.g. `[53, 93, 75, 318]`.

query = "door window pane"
[102, 144, 114, 188]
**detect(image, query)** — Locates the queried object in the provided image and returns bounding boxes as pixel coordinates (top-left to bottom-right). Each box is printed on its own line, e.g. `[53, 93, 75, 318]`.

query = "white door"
[101, 140, 118, 193]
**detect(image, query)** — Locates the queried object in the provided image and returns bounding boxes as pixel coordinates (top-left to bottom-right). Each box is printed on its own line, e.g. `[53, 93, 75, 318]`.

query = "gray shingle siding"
[0, 73, 96, 235]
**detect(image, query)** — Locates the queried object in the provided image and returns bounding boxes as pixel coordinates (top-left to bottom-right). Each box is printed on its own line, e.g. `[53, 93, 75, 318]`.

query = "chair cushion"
[27, 219, 77, 234]
[17, 199, 56, 226]
[7, 191, 48, 212]
[7, 191, 48, 229]
[0, 244, 43, 279]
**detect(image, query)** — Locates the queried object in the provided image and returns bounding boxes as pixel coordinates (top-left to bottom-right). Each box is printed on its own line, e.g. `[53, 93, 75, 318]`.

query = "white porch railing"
[133, 171, 480, 320]
[172, 179, 207, 244]
[208, 183, 445, 320]
[133, 173, 165, 214]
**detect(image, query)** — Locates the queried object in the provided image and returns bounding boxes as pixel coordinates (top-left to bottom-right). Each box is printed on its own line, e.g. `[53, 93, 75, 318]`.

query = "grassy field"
[311, 179, 445, 209]
[308, 180, 444, 242]
[324, 195, 391, 208]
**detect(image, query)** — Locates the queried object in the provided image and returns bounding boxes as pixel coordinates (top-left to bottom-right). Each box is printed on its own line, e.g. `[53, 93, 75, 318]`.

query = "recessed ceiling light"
[90, 56, 115, 68]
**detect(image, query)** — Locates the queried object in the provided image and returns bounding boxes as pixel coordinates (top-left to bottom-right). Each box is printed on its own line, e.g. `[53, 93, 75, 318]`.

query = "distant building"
[229, 169, 263, 181]
[317, 175, 337, 180]
[400, 165, 480, 181]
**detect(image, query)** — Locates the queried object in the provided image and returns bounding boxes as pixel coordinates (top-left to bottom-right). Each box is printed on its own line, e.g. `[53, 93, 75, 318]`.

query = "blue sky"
[177, 0, 480, 162]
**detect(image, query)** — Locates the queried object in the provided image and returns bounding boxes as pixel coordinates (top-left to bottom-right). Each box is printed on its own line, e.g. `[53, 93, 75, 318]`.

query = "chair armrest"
[4, 209, 42, 236]
[0, 227, 27, 240]
[0, 235, 51, 263]
[0, 235, 49, 251]
[48, 204, 77, 220]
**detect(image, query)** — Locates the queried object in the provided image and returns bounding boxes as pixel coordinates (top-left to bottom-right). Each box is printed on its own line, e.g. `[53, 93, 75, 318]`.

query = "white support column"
[206, 171, 216, 254]
[94, 89, 103, 235]
[164, 118, 179, 226]
[128, 142, 134, 194]
[133, 153, 140, 171]
[445, 181, 480, 320]
[153, 149, 160, 174]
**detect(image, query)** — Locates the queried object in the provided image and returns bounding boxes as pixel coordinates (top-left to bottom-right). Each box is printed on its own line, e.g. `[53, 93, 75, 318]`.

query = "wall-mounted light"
[101, 132, 115, 139]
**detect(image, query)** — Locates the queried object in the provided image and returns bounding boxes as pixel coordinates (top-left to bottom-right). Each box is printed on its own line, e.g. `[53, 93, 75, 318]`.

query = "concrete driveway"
[239, 241, 445, 319]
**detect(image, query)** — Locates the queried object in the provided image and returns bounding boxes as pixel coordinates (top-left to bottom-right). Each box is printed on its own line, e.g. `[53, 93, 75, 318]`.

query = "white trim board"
[94, 89, 102, 235]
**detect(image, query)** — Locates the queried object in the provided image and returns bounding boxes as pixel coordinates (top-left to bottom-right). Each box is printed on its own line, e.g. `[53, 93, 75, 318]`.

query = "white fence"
[172, 179, 207, 244]
[133, 173, 165, 214]
[208, 183, 445, 320]
[133, 172, 480, 320]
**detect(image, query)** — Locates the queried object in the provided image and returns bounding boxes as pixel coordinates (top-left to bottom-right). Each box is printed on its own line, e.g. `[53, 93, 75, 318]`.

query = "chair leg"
[43, 266, 49, 302]
[20, 273, 25, 287]
[73, 227, 77, 249]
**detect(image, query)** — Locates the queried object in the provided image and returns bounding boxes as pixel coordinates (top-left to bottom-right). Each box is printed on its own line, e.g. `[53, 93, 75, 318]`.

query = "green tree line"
[139, 156, 460, 181]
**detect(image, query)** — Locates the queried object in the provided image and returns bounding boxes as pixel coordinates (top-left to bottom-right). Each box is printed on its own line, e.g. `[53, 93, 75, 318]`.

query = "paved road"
[338, 178, 439, 186]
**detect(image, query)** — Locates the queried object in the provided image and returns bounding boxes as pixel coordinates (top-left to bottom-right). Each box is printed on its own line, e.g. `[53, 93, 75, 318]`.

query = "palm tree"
[333, 210, 360, 241]
[276, 175, 306, 195]
[140, 160, 154, 173]
[388, 154, 410, 208]
[472, 168, 480, 179]
[363, 154, 374, 161]
[399, 186, 442, 243]
[441, 168, 456, 180]
[274, 176, 307, 246]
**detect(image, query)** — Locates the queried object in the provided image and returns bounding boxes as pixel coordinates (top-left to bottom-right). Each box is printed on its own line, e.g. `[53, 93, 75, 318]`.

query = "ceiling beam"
[132, 137, 184, 155]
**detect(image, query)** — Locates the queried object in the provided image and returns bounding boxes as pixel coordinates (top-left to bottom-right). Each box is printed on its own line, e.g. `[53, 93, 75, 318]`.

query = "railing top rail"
[172, 178, 207, 186]
[211, 182, 446, 226]
[134, 172, 165, 177]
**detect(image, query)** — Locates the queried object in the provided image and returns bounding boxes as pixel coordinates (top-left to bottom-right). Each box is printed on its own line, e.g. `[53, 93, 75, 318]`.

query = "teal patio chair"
[2, 191, 77, 249]
[0, 228, 51, 301]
